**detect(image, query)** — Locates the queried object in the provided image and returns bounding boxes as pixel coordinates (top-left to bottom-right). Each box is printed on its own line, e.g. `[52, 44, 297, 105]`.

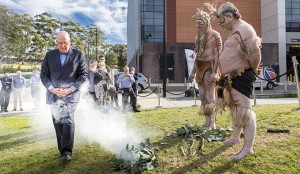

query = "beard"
[195, 23, 211, 55]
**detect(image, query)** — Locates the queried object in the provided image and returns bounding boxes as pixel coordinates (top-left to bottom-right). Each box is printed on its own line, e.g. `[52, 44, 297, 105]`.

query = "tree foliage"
[0, 4, 126, 68]
[112, 44, 127, 71]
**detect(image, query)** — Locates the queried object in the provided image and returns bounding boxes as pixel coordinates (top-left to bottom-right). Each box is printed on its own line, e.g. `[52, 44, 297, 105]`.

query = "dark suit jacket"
[40, 48, 87, 104]
[0, 77, 12, 93]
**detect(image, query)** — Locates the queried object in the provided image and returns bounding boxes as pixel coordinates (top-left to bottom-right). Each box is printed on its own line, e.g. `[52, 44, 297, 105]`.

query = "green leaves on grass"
[113, 138, 158, 174]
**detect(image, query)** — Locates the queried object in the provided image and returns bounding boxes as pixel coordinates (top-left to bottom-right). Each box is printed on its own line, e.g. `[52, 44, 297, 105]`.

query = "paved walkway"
[0, 85, 299, 116]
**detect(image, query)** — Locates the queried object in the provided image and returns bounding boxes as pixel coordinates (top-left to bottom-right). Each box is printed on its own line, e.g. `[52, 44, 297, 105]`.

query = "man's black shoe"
[12, 109, 16, 111]
[133, 109, 141, 112]
[61, 154, 71, 162]
[4, 110, 8, 112]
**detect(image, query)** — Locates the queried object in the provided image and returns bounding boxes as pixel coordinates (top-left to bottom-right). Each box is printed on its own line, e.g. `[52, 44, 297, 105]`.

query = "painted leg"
[208, 112, 216, 129]
[231, 112, 256, 160]
[202, 115, 210, 128]
[224, 109, 241, 145]
[224, 125, 242, 145]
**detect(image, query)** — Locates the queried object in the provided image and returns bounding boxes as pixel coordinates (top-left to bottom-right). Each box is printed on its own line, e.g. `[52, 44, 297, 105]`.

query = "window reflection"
[286, 1, 300, 32]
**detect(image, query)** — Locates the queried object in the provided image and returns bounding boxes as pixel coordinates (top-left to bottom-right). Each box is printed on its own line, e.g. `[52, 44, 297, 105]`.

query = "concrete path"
[0, 85, 299, 116]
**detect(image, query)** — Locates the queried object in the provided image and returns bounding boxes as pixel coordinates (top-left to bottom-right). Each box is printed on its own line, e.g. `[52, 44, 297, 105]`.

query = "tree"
[31, 12, 61, 58]
[112, 44, 127, 71]
[0, 5, 10, 61]
[15, 13, 34, 64]
[85, 25, 105, 61]
[61, 21, 86, 52]
[0, 5, 109, 66]
[0, 5, 33, 64]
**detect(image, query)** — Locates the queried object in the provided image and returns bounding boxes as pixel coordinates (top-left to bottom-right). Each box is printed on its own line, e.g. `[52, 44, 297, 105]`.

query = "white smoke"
[77, 82, 144, 154]
[30, 81, 145, 156]
[76, 110, 143, 155]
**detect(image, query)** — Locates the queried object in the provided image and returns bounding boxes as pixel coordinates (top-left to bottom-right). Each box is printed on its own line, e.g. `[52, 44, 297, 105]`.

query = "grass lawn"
[0, 104, 300, 174]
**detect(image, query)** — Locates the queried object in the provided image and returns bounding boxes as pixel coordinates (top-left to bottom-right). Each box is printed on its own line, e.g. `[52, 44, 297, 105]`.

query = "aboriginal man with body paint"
[206, 2, 262, 160]
[188, 8, 222, 130]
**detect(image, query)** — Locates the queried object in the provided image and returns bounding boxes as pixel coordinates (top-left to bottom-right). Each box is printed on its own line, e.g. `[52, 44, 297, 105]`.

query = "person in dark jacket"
[40, 31, 87, 162]
[0, 72, 12, 112]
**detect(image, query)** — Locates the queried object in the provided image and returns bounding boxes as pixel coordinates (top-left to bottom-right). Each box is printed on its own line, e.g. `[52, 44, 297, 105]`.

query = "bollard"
[167, 78, 169, 86]
[252, 84, 257, 107]
[260, 81, 263, 93]
[155, 85, 162, 108]
[194, 85, 197, 106]
[284, 81, 288, 93]
[292, 56, 300, 110]
[192, 85, 197, 107]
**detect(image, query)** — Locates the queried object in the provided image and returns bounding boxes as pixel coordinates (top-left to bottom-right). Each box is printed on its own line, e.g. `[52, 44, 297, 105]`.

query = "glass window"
[286, 22, 300, 32]
[145, 0, 154, 5]
[145, 5, 154, 11]
[154, 18, 163, 25]
[144, 19, 154, 25]
[286, 23, 291, 32]
[292, 2, 300, 8]
[140, 0, 165, 42]
[154, 25, 163, 32]
[144, 25, 154, 32]
[154, 5, 164, 12]
[154, 0, 164, 5]
[286, 15, 292, 22]
[291, 22, 300, 27]
[286, 2, 292, 8]
[154, 12, 164, 18]
[144, 12, 154, 18]
[153, 38, 163, 42]
[143, 32, 153, 39]
[154, 32, 163, 38]
[286, 1, 300, 26]
[292, 15, 300, 22]
[292, 9, 300, 15]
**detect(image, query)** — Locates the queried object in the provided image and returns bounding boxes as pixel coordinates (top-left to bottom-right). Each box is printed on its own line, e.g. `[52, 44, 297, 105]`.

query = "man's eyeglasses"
[99, 58, 105, 61]
[57, 41, 70, 45]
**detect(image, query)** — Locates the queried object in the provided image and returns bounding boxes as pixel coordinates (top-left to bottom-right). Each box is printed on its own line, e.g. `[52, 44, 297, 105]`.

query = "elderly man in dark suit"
[40, 31, 87, 162]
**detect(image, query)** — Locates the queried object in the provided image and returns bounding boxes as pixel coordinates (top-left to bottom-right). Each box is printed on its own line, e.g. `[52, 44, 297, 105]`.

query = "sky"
[0, 0, 128, 44]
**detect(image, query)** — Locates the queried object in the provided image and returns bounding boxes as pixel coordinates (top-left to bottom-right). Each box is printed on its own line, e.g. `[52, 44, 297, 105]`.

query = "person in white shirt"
[12, 71, 26, 111]
[30, 70, 41, 110]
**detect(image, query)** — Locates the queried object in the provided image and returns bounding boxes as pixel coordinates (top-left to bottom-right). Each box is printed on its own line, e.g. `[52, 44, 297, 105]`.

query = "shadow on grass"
[170, 145, 230, 174]
[0, 131, 32, 141]
[0, 131, 55, 151]
[208, 159, 240, 174]
[150, 133, 232, 174]
[4, 144, 119, 174]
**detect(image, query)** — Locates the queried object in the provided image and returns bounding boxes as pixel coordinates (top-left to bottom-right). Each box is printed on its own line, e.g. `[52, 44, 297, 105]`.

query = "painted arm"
[211, 33, 222, 81]
[248, 37, 262, 76]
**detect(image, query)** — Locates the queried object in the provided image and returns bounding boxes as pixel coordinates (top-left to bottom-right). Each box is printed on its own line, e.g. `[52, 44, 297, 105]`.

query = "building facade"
[127, 0, 299, 83]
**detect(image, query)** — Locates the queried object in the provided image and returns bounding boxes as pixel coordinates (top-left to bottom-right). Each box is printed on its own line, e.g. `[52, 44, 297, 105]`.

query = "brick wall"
[174, 0, 261, 42]
[131, 42, 194, 83]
